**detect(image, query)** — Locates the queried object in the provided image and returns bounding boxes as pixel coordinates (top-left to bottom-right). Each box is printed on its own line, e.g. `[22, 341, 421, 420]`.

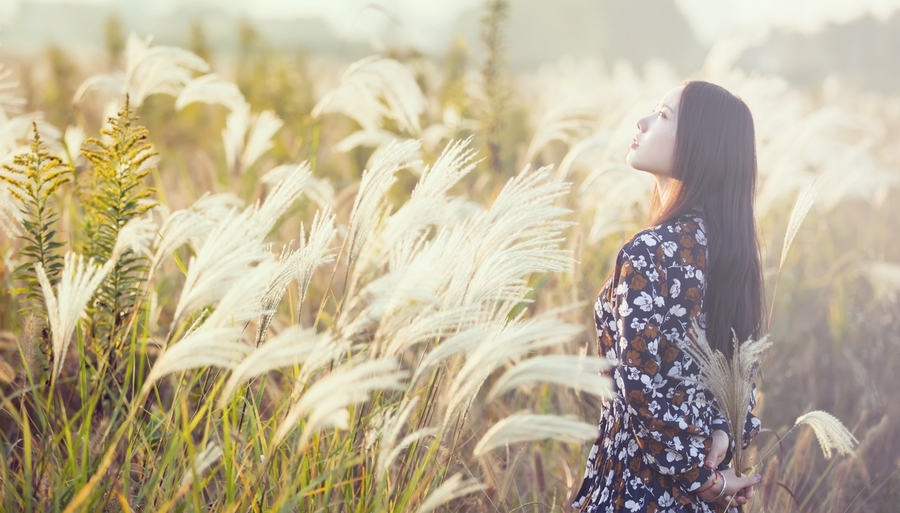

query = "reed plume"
[273, 358, 407, 449]
[794, 411, 858, 459]
[180, 441, 223, 488]
[0, 64, 26, 120]
[0, 183, 21, 237]
[175, 73, 245, 112]
[222, 103, 284, 175]
[142, 326, 247, 391]
[680, 321, 771, 474]
[780, 177, 819, 269]
[416, 473, 484, 513]
[473, 412, 598, 457]
[442, 316, 582, 431]
[374, 397, 435, 481]
[169, 165, 307, 332]
[34, 253, 110, 382]
[488, 354, 612, 400]
[218, 327, 329, 406]
[74, 33, 209, 107]
[345, 139, 421, 264]
[312, 56, 426, 135]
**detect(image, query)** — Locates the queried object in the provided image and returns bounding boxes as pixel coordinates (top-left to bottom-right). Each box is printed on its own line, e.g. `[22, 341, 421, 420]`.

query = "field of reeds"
[0, 4, 899, 512]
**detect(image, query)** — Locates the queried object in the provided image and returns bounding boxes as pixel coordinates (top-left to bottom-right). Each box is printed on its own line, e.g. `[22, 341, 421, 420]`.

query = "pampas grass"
[488, 354, 612, 400]
[170, 209, 270, 328]
[294, 207, 337, 306]
[74, 33, 209, 107]
[217, 326, 327, 405]
[345, 139, 421, 263]
[780, 177, 819, 269]
[473, 413, 598, 457]
[312, 56, 426, 135]
[222, 103, 284, 174]
[681, 321, 772, 474]
[442, 316, 583, 430]
[142, 326, 248, 390]
[0, 64, 26, 120]
[416, 473, 484, 513]
[375, 397, 435, 480]
[180, 441, 224, 488]
[525, 103, 595, 163]
[0, 184, 21, 237]
[273, 358, 407, 449]
[794, 411, 858, 459]
[682, 321, 859, 484]
[175, 73, 245, 112]
[35, 253, 110, 381]
[151, 192, 244, 271]
[3, 17, 896, 511]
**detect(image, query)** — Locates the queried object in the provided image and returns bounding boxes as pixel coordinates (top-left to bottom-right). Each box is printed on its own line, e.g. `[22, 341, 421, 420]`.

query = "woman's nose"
[636, 117, 647, 132]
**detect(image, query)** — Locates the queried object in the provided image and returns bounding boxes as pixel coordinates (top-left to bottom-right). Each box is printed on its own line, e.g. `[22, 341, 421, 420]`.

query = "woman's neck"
[656, 175, 671, 206]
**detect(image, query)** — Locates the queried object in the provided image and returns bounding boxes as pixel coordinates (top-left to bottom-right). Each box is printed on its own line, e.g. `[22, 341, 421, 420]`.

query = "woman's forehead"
[661, 85, 685, 108]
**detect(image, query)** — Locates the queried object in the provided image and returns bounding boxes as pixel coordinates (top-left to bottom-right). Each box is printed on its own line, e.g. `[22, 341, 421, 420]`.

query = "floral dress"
[572, 209, 760, 513]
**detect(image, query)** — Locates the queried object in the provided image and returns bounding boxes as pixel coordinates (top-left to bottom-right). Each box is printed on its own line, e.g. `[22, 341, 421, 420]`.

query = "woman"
[572, 81, 764, 512]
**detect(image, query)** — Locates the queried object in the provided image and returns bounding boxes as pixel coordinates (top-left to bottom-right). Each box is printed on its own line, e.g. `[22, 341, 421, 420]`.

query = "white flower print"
[640, 233, 658, 247]
[633, 254, 648, 269]
[659, 491, 675, 507]
[630, 317, 646, 331]
[695, 227, 707, 245]
[668, 304, 687, 317]
[666, 450, 682, 463]
[670, 278, 681, 297]
[662, 240, 678, 257]
[634, 291, 655, 312]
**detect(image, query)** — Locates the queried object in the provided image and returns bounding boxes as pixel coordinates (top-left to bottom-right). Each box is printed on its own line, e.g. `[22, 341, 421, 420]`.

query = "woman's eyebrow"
[661, 103, 676, 114]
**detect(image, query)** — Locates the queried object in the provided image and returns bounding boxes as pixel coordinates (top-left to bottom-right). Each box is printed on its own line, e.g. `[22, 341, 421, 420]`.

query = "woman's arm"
[612, 234, 719, 493]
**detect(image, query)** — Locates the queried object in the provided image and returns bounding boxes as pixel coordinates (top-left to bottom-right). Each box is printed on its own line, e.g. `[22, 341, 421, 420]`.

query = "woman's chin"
[625, 152, 638, 169]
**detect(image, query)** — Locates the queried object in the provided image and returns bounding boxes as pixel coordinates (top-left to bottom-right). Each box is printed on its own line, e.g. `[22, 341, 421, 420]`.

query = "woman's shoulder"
[622, 209, 708, 262]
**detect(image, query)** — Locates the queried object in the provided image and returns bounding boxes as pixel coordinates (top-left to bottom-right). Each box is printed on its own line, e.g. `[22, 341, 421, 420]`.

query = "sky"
[3, 0, 900, 52]
[674, 0, 900, 43]
[0, 0, 486, 53]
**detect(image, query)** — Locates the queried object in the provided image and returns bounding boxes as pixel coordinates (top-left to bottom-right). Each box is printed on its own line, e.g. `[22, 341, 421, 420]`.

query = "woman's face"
[626, 85, 683, 177]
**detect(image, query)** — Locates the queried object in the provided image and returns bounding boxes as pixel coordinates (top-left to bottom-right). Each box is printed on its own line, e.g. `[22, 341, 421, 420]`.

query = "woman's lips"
[630, 138, 639, 149]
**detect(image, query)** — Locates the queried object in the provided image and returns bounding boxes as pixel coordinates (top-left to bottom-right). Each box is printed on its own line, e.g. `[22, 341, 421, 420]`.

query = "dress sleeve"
[611, 233, 716, 493]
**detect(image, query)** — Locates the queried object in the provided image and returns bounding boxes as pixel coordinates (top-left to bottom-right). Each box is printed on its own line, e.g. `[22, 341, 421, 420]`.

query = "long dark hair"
[650, 80, 764, 357]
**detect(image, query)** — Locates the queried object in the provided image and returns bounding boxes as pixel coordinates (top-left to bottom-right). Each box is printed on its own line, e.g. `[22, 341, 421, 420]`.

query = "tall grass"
[0, 10, 898, 512]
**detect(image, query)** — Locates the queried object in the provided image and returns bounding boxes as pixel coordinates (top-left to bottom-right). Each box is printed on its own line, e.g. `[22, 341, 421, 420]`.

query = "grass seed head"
[795, 410, 858, 459]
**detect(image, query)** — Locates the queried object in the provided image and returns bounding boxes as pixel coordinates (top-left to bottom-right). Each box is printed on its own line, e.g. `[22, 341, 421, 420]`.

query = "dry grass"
[0, 11, 898, 512]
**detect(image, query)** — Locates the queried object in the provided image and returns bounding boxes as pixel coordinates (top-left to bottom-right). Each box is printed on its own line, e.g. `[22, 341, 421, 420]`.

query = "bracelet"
[696, 470, 719, 495]
[712, 472, 728, 502]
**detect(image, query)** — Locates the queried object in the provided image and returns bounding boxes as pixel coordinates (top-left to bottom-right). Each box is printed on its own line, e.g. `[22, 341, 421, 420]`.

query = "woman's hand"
[696, 467, 761, 507]
[705, 429, 729, 469]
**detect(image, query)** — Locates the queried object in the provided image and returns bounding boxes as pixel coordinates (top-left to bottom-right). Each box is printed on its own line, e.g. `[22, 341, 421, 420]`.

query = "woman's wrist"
[695, 469, 719, 494]
[711, 472, 728, 502]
